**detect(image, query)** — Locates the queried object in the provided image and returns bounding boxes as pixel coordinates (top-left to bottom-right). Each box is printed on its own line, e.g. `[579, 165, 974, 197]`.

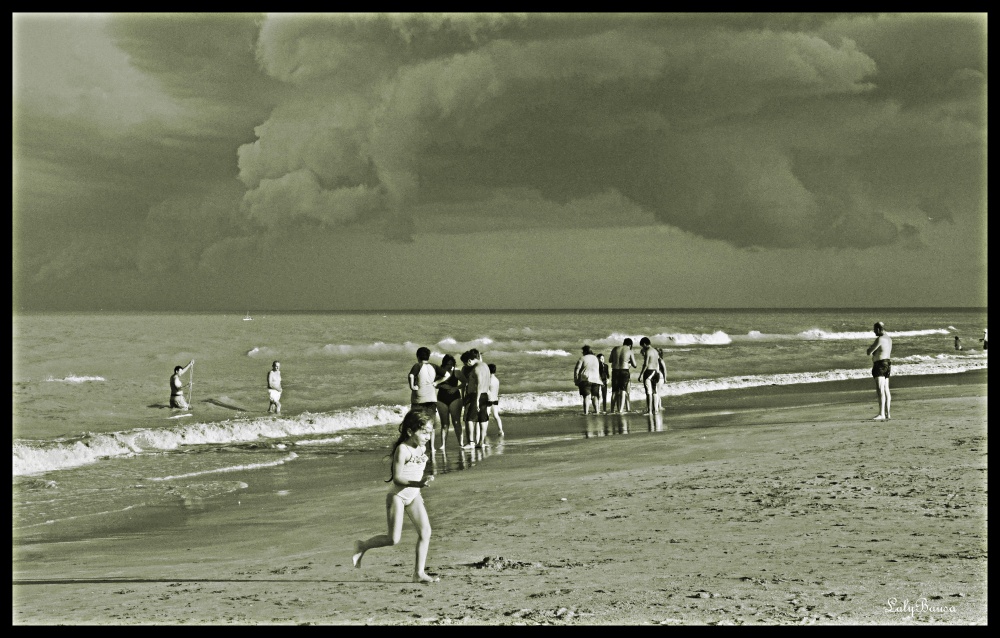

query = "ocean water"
[12, 308, 987, 543]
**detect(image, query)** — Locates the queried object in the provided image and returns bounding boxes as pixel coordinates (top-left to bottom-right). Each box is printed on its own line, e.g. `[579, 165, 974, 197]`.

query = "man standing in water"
[866, 321, 893, 421]
[608, 338, 637, 413]
[268, 361, 282, 414]
[637, 337, 662, 415]
[573, 345, 603, 415]
[170, 360, 194, 410]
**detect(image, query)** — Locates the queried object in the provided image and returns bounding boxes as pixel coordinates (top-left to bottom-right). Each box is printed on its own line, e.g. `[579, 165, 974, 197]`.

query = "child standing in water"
[353, 410, 440, 583]
[486, 363, 504, 437]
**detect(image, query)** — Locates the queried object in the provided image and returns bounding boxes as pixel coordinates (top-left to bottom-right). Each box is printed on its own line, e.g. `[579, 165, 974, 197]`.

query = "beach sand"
[13, 378, 987, 625]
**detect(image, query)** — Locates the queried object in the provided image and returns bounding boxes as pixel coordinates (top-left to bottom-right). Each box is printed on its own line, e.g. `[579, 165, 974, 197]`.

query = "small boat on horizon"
[243, 312, 253, 321]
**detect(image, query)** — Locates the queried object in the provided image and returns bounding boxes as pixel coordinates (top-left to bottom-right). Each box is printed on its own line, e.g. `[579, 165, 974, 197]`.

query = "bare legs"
[353, 492, 438, 583]
[642, 374, 656, 414]
[476, 420, 488, 447]
[874, 377, 891, 420]
[463, 417, 476, 448]
[489, 404, 504, 436]
[436, 401, 453, 451]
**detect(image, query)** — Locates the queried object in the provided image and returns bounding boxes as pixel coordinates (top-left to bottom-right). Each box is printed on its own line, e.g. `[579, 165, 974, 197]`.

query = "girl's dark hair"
[441, 354, 456, 368]
[639, 337, 651, 347]
[488, 363, 496, 374]
[385, 409, 434, 483]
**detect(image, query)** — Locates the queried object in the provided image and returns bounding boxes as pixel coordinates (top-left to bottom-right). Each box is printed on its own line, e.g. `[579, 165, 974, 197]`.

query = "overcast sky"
[12, 13, 987, 311]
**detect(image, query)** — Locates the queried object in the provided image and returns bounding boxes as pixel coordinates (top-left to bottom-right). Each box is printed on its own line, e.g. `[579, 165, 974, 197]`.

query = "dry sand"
[13, 380, 987, 625]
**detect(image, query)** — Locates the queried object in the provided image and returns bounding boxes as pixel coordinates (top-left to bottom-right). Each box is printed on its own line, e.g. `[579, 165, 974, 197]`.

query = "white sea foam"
[45, 375, 105, 383]
[146, 455, 297, 481]
[12, 404, 410, 477]
[236, 324, 963, 360]
[658, 331, 732, 346]
[798, 328, 950, 340]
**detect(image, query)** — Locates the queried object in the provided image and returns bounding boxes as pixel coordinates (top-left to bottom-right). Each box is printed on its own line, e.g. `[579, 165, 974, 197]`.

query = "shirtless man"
[170, 360, 194, 410]
[267, 361, 282, 414]
[608, 338, 637, 413]
[461, 349, 491, 448]
[637, 337, 662, 415]
[865, 321, 893, 421]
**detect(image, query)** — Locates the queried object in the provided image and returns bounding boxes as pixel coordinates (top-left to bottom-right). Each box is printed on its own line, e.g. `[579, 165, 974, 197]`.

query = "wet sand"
[13, 377, 987, 625]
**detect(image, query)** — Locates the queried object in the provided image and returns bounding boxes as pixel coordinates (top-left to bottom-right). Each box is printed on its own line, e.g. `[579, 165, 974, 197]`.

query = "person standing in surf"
[267, 361, 282, 414]
[408, 347, 448, 451]
[573, 345, 602, 415]
[169, 360, 194, 410]
[637, 337, 662, 415]
[353, 409, 440, 583]
[866, 321, 893, 421]
[435, 354, 463, 452]
[609, 338, 637, 413]
[486, 363, 504, 437]
[596, 353, 610, 413]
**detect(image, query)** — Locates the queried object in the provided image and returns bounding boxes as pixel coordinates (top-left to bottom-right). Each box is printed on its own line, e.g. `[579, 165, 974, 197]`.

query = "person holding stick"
[170, 360, 194, 410]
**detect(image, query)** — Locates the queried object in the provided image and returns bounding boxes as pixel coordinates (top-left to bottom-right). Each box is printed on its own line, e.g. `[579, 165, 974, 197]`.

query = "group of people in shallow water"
[575, 337, 668, 416]
[407, 346, 504, 453]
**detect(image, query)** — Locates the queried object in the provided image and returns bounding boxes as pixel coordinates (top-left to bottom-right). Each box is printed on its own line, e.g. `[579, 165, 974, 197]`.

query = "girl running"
[353, 410, 439, 583]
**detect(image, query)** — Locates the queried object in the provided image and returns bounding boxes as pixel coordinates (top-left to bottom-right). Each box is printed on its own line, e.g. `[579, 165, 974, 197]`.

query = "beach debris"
[473, 556, 537, 570]
[560, 497, 567, 501]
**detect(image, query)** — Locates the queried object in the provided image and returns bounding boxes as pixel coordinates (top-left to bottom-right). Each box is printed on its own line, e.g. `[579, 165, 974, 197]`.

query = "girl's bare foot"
[352, 540, 365, 568]
[413, 572, 440, 583]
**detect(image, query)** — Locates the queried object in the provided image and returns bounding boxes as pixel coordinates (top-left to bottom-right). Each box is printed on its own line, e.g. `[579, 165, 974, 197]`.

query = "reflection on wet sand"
[583, 411, 665, 437]
[430, 435, 504, 474]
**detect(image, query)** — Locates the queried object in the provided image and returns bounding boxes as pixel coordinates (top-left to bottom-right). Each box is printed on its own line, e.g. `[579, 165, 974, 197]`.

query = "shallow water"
[12, 308, 987, 545]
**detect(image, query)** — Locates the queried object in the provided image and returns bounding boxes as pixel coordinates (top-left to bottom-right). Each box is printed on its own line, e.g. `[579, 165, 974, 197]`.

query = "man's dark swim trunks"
[611, 369, 630, 391]
[465, 392, 490, 422]
[871, 359, 891, 378]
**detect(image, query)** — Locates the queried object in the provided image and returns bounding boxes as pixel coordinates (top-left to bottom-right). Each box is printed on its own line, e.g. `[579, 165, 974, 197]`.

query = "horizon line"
[11, 306, 989, 314]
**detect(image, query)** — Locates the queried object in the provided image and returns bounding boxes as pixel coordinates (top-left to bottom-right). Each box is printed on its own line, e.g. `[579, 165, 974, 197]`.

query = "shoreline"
[13, 375, 987, 625]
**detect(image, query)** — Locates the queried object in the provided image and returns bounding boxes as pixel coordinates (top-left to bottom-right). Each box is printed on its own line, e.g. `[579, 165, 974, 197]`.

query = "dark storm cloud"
[12, 13, 987, 309]
[236, 12, 984, 248]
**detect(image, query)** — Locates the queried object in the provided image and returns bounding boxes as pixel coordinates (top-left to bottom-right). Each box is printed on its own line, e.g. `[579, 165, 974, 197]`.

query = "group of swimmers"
[408, 346, 504, 453]
[576, 337, 667, 416]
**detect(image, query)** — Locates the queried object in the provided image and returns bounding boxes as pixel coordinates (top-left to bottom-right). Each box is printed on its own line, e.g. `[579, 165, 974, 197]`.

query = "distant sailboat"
[243, 311, 253, 321]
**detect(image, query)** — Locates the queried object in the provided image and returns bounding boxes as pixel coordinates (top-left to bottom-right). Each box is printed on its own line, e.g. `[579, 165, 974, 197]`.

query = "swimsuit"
[437, 375, 461, 404]
[465, 392, 490, 422]
[872, 359, 891, 378]
[268, 389, 282, 402]
[611, 369, 630, 391]
[389, 445, 428, 506]
[641, 369, 662, 394]
[578, 382, 601, 397]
